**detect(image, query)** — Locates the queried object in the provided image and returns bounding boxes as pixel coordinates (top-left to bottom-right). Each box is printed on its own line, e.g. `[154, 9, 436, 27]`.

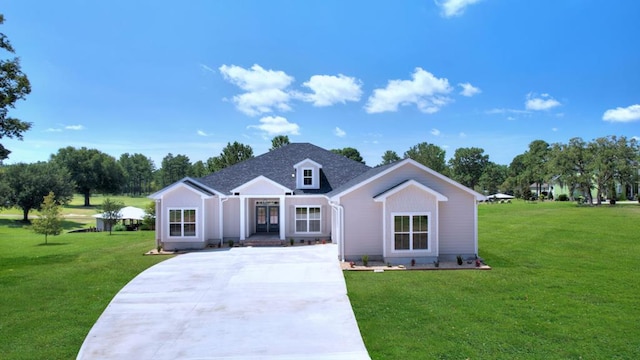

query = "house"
[149, 143, 485, 264]
[93, 206, 146, 231]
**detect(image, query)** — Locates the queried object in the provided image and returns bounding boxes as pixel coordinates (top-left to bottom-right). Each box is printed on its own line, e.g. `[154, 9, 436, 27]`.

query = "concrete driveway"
[77, 244, 370, 360]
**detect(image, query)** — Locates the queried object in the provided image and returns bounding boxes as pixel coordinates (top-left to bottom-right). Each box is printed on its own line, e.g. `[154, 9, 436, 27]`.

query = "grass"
[345, 201, 640, 359]
[2, 199, 639, 359]
[0, 194, 154, 226]
[0, 221, 168, 359]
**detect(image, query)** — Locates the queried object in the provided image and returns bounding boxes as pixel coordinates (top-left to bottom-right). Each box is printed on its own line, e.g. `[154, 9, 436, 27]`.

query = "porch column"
[239, 196, 246, 240]
[279, 195, 285, 240]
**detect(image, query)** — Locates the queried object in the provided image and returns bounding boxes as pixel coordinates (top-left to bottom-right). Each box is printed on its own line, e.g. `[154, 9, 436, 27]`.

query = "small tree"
[142, 201, 156, 230]
[100, 198, 124, 235]
[31, 192, 62, 244]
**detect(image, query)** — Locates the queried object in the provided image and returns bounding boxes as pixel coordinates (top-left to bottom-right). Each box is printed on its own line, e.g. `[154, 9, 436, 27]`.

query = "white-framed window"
[393, 213, 429, 251]
[303, 168, 313, 186]
[169, 208, 197, 237]
[296, 206, 321, 233]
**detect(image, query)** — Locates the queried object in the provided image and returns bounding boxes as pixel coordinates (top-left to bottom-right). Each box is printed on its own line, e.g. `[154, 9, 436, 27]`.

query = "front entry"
[256, 203, 279, 233]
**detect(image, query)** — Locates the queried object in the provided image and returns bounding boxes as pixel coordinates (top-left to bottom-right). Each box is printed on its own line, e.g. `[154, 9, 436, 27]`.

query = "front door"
[256, 205, 279, 233]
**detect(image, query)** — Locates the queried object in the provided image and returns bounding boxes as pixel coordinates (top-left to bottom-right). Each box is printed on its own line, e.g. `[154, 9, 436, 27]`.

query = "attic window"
[303, 169, 313, 186]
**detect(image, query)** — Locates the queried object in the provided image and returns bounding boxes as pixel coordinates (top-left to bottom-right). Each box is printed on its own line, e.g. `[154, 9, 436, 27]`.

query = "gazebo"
[93, 206, 146, 231]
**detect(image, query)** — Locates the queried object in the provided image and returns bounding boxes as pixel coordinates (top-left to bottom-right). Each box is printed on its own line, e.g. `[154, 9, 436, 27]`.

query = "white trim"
[329, 201, 345, 262]
[149, 177, 221, 199]
[239, 196, 246, 240]
[294, 205, 322, 234]
[473, 197, 479, 256]
[219, 197, 228, 246]
[374, 179, 448, 202]
[381, 200, 387, 259]
[301, 168, 316, 188]
[389, 212, 434, 254]
[231, 175, 292, 194]
[331, 159, 485, 201]
[167, 207, 199, 240]
[279, 195, 286, 240]
[293, 158, 323, 169]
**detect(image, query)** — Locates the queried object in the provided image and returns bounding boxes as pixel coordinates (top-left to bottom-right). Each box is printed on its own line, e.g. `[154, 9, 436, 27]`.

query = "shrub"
[557, 194, 569, 202]
[112, 224, 127, 232]
[362, 255, 369, 267]
[456, 255, 463, 265]
[227, 239, 234, 248]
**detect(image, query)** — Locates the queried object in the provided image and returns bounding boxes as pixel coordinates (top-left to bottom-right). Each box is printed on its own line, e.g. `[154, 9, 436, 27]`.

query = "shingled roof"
[197, 143, 371, 195]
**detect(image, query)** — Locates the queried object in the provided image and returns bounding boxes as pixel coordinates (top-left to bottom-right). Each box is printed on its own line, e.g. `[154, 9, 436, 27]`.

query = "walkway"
[77, 244, 370, 360]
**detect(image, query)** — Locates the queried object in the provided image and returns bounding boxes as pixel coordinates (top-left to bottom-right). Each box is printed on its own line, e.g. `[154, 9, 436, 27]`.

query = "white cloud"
[247, 116, 300, 136]
[552, 127, 559, 132]
[438, 0, 481, 18]
[459, 132, 467, 138]
[197, 130, 209, 136]
[219, 64, 295, 116]
[199, 63, 215, 74]
[364, 68, 453, 114]
[299, 74, 362, 106]
[334, 127, 346, 137]
[507, 116, 515, 121]
[459, 82, 481, 97]
[431, 128, 441, 136]
[486, 108, 530, 115]
[65, 125, 85, 130]
[45, 128, 62, 132]
[525, 93, 561, 111]
[602, 104, 640, 123]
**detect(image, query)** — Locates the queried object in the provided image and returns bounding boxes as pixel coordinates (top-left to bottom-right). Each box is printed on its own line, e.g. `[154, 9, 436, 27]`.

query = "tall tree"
[51, 147, 124, 206]
[100, 197, 124, 235]
[478, 162, 508, 195]
[206, 141, 254, 172]
[31, 191, 63, 244]
[0, 162, 74, 221]
[118, 153, 155, 195]
[502, 154, 530, 199]
[588, 135, 638, 204]
[331, 147, 365, 164]
[158, 153, 192, 187]
[379, 150, 401, 166]
[448, 147, 489, 189]
[523, 140, 550, 197]
[0, 14, 32, 161]
[404, 142, 447, 174]
[548, 137, 593, 203]
[270, 135, 290, 150]
[190, 160, 208, 178]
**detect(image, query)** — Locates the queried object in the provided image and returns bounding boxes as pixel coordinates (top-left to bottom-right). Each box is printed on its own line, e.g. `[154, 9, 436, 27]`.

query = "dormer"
[293, 159, 323, 190]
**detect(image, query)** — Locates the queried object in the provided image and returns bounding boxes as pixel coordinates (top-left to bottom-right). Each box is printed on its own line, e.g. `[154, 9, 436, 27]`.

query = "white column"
[279, 195, 285, 240]
[239, 196, 246, 240]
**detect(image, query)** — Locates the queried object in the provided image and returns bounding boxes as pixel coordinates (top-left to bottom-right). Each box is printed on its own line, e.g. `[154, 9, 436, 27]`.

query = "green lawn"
[0, 194, 154, 226]
[345, 201, 640, 359]
[0, 221, 168, 359]
[2, 200, 639, 359]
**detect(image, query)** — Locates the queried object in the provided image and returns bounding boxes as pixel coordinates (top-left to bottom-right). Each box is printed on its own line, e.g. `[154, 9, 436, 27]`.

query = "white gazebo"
[93, 206, 146, 231]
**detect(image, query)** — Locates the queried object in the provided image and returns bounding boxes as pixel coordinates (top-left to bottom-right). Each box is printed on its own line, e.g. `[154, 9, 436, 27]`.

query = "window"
[393, 214, 428, 250]
[169, 209, 197, 237]
[303, 169, 313, 186]
[296, 206, 321, 233]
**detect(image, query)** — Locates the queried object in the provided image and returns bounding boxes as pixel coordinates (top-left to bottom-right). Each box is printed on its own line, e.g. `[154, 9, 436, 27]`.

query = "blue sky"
[3, 0, 639, 167]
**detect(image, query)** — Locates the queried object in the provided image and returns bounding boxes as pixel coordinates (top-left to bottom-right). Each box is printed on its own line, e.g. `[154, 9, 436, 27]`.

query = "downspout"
[155, 199, 162, 249]
[219, 197, 229, 247]
[329, 201, 345, 262]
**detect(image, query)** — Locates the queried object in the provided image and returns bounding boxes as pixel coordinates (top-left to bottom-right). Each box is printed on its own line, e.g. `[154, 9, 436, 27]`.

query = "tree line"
[2, 134, 638, 222]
